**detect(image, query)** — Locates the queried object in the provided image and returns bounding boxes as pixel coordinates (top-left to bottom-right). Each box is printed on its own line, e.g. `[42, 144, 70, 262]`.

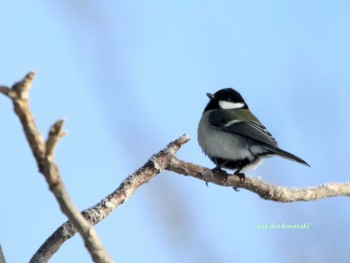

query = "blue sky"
[1, 1, 350, 262]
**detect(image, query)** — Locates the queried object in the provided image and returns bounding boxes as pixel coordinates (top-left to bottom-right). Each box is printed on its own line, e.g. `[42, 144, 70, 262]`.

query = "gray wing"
[208, 110, 310, 166]
[209, 110, 278, 147]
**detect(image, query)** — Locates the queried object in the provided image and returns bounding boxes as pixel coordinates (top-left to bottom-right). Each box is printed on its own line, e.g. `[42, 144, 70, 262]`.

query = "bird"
[197, 88, 309, 183]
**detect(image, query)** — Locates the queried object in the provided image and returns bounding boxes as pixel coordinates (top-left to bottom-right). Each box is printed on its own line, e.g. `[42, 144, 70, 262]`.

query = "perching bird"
[197, 88, 309, 182]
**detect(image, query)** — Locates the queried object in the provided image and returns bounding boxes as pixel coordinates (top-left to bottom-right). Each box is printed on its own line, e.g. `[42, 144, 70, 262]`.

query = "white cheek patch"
[219, 100, 245, 109]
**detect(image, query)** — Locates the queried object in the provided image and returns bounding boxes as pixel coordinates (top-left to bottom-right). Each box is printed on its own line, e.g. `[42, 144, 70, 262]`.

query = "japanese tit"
[197, 88, 309, 181]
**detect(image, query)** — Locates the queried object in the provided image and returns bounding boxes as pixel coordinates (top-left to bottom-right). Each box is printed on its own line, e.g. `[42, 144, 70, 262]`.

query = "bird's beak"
[206, 93, 215, 100]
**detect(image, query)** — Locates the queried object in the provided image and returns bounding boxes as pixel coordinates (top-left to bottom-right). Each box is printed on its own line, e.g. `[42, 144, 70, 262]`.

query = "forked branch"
[30, 134, 350, 262]
[1, 73, 113, 263]
[2, 73, 350, 263]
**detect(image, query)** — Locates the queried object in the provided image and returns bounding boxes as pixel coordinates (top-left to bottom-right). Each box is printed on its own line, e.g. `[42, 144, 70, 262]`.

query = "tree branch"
[2, 73, 350, 263]
[30, 135, 350, 262]
[167, 159, 350, 201]
[29, 134, 190, 263]
[0, 73, 113, 263]
[0, 243, 6, 263]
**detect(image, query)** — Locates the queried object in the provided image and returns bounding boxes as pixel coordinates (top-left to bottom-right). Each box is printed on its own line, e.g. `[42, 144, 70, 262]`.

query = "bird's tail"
[265, 146, 310, 167]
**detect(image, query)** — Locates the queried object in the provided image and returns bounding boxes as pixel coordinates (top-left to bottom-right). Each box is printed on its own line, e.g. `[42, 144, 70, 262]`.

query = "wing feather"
[209, 109, 278, 147]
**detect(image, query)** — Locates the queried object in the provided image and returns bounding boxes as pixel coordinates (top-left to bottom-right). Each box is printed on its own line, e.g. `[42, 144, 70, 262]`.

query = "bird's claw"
[208, 167, 246, 190]
[234, 171, 246, 183]
[233, 187, 240, 191]
[232, 171, 245, 191]
[212, 166, 229, 184]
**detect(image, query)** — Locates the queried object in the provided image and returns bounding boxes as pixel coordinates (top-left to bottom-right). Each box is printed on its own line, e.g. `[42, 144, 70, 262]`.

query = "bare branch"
[0, 243, 6, 263]
[0, 86, 11, 97]
[3, 73, 350, 263]
[30, 134, 190, 263]
[30, 133, 350, 262]
[12, 71, 35, 99]
[167, 159, 350, 202]
[1, 73, 113, 263]
[46, 119, 66, 159]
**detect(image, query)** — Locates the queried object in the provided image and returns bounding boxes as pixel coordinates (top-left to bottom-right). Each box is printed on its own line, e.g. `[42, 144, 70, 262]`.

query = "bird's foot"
[211, 166, 229, 184]
[232, 171, 245, 191]
[234, 171, 246, 183]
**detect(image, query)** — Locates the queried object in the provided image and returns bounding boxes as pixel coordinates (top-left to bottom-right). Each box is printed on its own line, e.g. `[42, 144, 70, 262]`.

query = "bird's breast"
[197, 112, 253, 161]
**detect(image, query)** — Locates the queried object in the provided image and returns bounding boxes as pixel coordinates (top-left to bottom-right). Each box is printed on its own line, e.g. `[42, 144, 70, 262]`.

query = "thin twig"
[0, 72, 113, 263]
[0, 243, 6, 263]
[46, 119, 66, 159]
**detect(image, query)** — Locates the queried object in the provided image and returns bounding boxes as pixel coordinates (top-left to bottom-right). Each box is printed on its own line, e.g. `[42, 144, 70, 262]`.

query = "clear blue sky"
[1, 1, 350, 262]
